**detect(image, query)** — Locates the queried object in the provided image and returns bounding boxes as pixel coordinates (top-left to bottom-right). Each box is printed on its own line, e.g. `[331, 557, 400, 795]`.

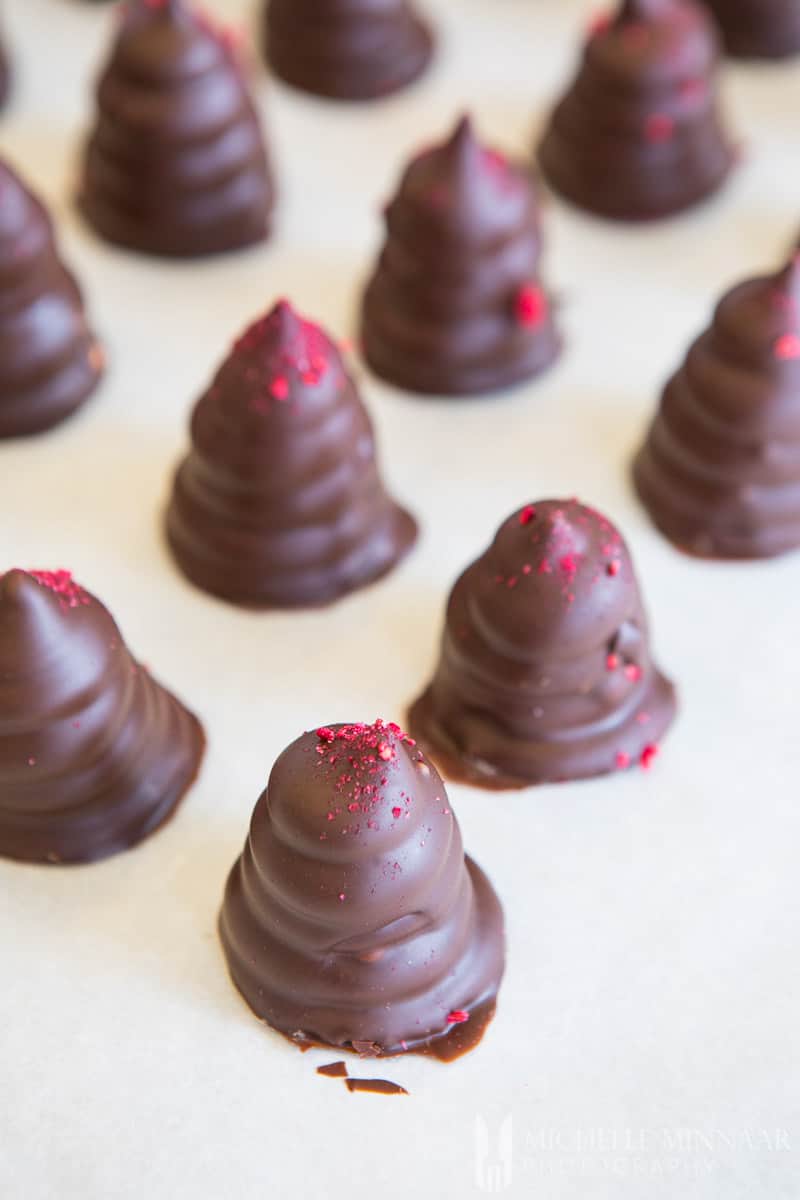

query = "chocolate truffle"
[702, 0, 800, 58]
[79, 0, 274, 258]
[634, 257, 800, 558]
[262, 0, 433, 101]
[537, 0, 735, 221]
[0, 570, 204, 864]
[219, 720, 505, 1056]
[0, 31, 10, 109]
[410, 500, 677, 788]
[166, 301, 417, 607]
[0, 160, 103, 439]
[361, 116, 561, 396]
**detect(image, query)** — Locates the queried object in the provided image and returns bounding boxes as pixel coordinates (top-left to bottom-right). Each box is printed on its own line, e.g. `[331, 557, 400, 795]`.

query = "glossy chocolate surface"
[79, 0, 274, 258]
[166, 300, 417, 607]
[538, 0, 735, 221]
[0, 159, 103, 438]
[703, 0, 800, 58]
[634, 258, 800, 558]
[361, 116, 561, 395]
[410, 499, 677, 787]
[0, 570, 204, 864]
[220, 721, 504, 1057]
[262, 0, 433, 100]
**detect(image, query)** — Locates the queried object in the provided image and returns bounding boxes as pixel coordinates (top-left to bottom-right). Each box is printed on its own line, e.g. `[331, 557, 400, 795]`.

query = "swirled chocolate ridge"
[0, 570, 205, 864]
[0, 159, 103, 438]
[634, 257, 800, 558]
[262, 0, 433, 101]
[219, 721, 505, 1057]
[409, 499, 677, 788]
[361, 116, 561, 396]
[166, 300, 417, 607]
[537, 0, 735, 221]
[79, 0, 274, 258]
[702, 0, 800, 58]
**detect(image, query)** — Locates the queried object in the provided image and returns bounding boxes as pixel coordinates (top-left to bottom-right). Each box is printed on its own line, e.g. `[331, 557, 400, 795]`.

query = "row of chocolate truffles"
[0, 582, 503, 1057]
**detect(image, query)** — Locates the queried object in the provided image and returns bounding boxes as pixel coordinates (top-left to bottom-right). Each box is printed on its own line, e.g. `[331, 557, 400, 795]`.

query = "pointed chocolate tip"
[0, 569, 38, 605]
[445, 114, 478, 158]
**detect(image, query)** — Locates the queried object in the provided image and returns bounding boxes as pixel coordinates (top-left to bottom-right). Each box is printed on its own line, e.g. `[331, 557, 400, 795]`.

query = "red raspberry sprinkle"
[606, 654, 619, 671]
[519, 505, 536, 526]
[615, 751, 631, 769]
[391, 807, 402, 820]
[624, 664, 643, 683]
[446, 1010, 470, 1024]
[270, 376, 289, 400]
[27, 570, 89, 610]
[774, 333, 800, 361]
[606, 560, 621, 577]
[645, 114, 675, 144]
[514, 284, 547, 328]
[640, 744, 659, 770]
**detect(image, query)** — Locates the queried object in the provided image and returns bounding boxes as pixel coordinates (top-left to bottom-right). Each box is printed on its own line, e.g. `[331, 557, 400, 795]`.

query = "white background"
[1, 1, 799, 1197]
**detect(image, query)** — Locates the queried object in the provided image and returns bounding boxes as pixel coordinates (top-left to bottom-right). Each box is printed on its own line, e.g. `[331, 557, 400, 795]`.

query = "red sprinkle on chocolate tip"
[645, 113, 675, 144]
[624, 664, 643, 683]
[446, 1010, 470, 1024]
[377, 742, 393, 762]
[615, 751, 631, 769]
[774, 333, 800, 361]
[640, 743, 658, 770]
[588, 12, 612, 36]
[519, 505, 536, 526]
[606, 560, 621, 577]
[391, 806, 402, 819]
[270, 375, 289, 400]
[337, 892, 346, 902]
[514, 284, 547, 328]
[606, 653, 620, 671]
[27, 570, 90, 610]
[316, 727, 335, 743]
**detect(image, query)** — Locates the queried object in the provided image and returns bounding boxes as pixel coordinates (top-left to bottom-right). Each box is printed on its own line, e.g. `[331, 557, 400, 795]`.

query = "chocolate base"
[703, 0, 800, 59]
[263, 0, 434, 101]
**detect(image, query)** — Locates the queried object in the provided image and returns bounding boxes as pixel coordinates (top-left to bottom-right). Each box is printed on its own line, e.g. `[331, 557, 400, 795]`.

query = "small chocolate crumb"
[317, 1061, 348, 1078]
[345, 1078, 408, 1096]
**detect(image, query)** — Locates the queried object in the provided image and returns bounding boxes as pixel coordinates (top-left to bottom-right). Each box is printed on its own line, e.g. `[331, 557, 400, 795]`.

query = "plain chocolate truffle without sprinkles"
[219, 720, 505, 1057]
[633, 256, 800, 559]
[361, 116, 560, 396]
[165, 300, 417, 607]
[0, 570, 204, 865]
[0, 159, 103, 438]
[262, 0, 434, 101]
[701, 0, 800, 59]
[78, 0, 274, 258]
[537, 0, 735, 221]
[409, 500, 677, 788]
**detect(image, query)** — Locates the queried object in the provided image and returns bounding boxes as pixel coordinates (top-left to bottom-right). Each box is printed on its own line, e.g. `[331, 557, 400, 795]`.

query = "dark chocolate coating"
[0, 31, 10, 109]
[262, 0, 433, 101]
[0, 570, 205, 864]
[219, 721, 505, 1056]
[537, 0, 735, 221]
[702, 0, 800, 58]
[79, 0, 274, 259]
[361, 116, 561, 396]
[166, 301, 417, 607]
[0, 160, 103, 438]
[410, 500, 677, 787]
[634, 258, 800, 558]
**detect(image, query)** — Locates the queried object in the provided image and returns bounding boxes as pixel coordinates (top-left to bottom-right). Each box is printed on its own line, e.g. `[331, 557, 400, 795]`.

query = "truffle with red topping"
[409, 499, 677, 787]
[537, 0, 735, 221]
[219, 720, 505, 1057]
[360, 115, 560, 396]
[165, 300, 417, 606]
[262, 0, 433, 101]
[702, 0, 800, 59]
[78, 0, 274, 258]
[0, 570, 204, 864]
[634, 257, 800, 558]
[0, 159, 104, 438]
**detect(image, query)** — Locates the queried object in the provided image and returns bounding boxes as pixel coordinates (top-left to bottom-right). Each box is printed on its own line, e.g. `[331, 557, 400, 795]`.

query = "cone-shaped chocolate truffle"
[262, 0, 433, 101]
[702, 0, 800, 58]
[410, 500, 677, 788]
[220, 720, 504, 1057]
[166, 301, 417, 607]
[79, 0, 274, 258]
[634, 258, 800, 558]
[537, 0, 735, 221]
[0, 570, 205, 864]
[0, 160, 103, 438]
[361, 116, 561, 396]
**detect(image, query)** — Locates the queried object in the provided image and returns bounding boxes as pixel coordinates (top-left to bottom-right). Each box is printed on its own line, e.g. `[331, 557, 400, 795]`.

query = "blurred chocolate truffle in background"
[410, 499, 677, 787]
[538, 0, 735, 221]
[166, 300, 417, 607]
[361, 116, 561, 395]
[702, 0, 800, 58]
[78, 0, 274, 258]
[0, 27, 10, 108]
[219, 720, 505, 1057]
[0, 570, 205, 864]
[634, 257, 800, 558]
[262, 0, 434, 100]
[0, 159, 104, 438]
